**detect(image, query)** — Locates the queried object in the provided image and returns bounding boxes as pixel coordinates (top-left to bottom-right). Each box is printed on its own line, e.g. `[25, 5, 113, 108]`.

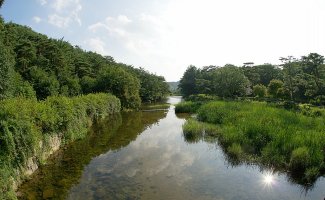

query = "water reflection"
[18, 108, 167, 199]
[262, 171, 275, 189]
[18, 97, 325, 200]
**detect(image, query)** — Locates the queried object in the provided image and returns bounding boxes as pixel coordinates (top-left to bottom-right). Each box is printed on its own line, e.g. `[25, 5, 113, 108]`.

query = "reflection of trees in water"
[18, 110, 167, 200]
[181, 121, 323, 193]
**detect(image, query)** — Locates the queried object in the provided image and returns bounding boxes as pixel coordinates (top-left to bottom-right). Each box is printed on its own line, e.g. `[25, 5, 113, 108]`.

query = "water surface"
[19, 96, 325, 200]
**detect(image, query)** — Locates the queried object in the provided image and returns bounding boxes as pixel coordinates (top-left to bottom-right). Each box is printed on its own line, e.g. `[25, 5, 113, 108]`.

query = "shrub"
[0, 93, 121, 199]
[253, 84, 267, 98]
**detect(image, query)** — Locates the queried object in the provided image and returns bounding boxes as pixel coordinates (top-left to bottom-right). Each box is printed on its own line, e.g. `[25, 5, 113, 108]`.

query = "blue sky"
[1, 0, 325, 81]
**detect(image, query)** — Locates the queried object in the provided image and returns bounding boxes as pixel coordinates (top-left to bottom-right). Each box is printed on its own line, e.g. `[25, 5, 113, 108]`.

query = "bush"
[0, 93, 120, 199]
[253, 84, 267, 98]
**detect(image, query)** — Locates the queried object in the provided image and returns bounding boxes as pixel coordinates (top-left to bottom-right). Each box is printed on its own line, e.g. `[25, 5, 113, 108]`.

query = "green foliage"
[96, 67, 141, 109]
[129, 67, 170, 102]
[210, 65, 250, 97]
[195, 100, 325, 180]
[227, 143, 244, 159]
[267, 79, 284, 98]
[289, 147, 310, 171]
[28, 66, 60, 99]
[182, 119, 204, 143]
[253, 84, 267, 97]
[179, 65, 199, 97]
[11, 72, 36, 99]
[179, 65, 250, 99]
[178, 54, 325, 104]
[0, 93, 120, 199]
[0, 39, 15, 99]
[0, 21, 168, 108]
[175, 101, 201, 113]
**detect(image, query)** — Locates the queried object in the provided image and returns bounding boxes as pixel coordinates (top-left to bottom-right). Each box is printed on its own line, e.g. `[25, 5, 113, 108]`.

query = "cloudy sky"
[1, 0, 325, 81]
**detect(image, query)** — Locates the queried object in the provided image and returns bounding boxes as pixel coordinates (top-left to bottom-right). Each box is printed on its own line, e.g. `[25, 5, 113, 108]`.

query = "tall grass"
[0, 93, 121, 199]
[194, 101, 325, 182]
[175, 101, 201, 113]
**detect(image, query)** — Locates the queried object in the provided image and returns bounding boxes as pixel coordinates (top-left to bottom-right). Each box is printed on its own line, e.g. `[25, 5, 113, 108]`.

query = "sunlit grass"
[192, 100, 325, 182]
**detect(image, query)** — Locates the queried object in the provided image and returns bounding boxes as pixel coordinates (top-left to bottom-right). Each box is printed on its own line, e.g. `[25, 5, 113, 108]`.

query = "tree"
[179, 65, 199, 97]
[211, 65, 250, 97]
[253, 84, 267, 98]
[28, 66, 60, 99]
[280, 56, 302, 100]
[267, 79, 284, 98]
[0, 40, 14, 99]
[301, 53, 325, 97]
[96, 67, 141, 109]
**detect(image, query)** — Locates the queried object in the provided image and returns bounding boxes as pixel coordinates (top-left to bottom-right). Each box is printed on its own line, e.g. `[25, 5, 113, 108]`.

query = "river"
[18, 96, 325, 200]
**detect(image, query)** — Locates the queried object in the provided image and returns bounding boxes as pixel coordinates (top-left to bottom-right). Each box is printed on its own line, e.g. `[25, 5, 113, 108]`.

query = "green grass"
[182, 119, 219, 143]
[0, 93, 121, 199]
[184, 100, 325, 183]
[175, 101, 202, 113]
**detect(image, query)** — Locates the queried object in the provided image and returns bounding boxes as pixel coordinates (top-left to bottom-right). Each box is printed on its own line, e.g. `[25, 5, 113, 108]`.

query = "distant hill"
[167, 81, 179, 94]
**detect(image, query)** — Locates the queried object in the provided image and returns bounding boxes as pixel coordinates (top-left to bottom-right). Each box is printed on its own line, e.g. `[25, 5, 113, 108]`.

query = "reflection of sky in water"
[68, 97, 325, 200]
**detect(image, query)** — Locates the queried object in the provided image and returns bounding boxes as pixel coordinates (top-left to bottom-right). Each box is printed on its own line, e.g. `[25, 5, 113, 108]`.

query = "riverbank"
[178, 100, 325, 186]
[0, 93, 121, 199]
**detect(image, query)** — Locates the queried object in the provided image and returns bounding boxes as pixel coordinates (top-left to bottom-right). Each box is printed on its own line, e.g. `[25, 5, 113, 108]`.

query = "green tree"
[211, 65, 250, 97]
[280, 56, 302, 100]
[96, 68, 141, 109]
[253, 84, 267, 98]
[0, 40, 14, 99]
[267, 79, 284, 98]
[249, 64, 283, 86]
[28, 66, 60, 99]
[301, 53, 325, 97]
[179, 65, 199, 97]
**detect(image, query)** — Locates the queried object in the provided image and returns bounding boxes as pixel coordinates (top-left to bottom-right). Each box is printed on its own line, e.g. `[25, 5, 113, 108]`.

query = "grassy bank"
[181, 100, 325, 184]
[0, 93, 121, 199]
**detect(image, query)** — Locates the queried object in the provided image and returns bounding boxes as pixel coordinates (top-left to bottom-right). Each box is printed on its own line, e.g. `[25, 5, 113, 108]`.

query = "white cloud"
[48, 14, 70, 28]
[33, 16, 42, 23]
[36, 0, 82, 28]
[38, 0, 47, 6]
[85, 37, 108, 55]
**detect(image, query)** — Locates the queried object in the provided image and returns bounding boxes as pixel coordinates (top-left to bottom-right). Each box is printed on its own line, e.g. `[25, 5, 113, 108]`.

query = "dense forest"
[179, 54, 325, 105]
[0, 15, 169, 109]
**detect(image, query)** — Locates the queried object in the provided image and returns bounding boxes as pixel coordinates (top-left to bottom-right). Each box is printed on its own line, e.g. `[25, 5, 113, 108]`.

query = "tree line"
[179, 53, 325, 105]
[0, 15, 169, 108]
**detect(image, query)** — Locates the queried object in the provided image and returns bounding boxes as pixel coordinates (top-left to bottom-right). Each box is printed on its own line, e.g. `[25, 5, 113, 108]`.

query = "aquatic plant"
[183, 100, 325, 184]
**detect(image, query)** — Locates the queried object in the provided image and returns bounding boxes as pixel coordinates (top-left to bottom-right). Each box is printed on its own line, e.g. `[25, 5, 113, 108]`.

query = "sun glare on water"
[262, 171, 276, 189]
[264, 174, 274, 185]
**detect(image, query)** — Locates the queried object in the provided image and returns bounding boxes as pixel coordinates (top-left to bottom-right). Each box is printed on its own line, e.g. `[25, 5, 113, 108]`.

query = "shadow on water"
[181, 120, 325, 193]
[18, 108, 167, 200]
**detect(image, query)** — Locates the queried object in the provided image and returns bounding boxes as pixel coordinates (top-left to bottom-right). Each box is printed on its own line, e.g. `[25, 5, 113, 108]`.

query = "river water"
[18, 96, 325, 200]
